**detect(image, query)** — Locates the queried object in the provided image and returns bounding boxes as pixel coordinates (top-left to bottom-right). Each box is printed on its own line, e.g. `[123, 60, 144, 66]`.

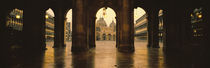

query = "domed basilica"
[95, 17, 116, 41]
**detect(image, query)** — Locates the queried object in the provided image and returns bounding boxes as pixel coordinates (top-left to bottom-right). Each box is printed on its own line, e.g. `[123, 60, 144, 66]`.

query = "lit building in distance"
[6, 8, 23, 31]
[191, 7, 204, 42]
[159, 10, 164, 42]
[45, 13, 54, 41]
[95, 17, 116, 41]
[6, 8, 23, 45]
[66, 22, 72, 41]
[134, 14, 148, 40]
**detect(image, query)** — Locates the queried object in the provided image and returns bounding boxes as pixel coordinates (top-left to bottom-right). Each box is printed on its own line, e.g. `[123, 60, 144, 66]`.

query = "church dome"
[97, 17, 107, 27]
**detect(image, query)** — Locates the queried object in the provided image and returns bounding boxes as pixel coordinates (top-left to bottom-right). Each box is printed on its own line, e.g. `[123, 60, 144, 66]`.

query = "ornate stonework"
[95, 17, 116, 41]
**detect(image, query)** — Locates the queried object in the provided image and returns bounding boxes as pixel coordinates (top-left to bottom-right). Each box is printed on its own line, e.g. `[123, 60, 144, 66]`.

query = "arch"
[158, 9, 164, 42]
[96, 33, 100, 40]
[45, 8, 55, 44]
[108, 34, 112, 40]
[190, 7, 204, 42]
[103, 33, 106, 40]
[95, 7, 117, 26]
[95, 7, 117, 42]
[134, 7, 148, 42]
[92, 1, 119, 17]
[65, 9, 73, 42]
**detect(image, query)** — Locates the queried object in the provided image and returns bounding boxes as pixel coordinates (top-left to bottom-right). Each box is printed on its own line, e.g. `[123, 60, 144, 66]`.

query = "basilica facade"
[95, 17, 116, 41]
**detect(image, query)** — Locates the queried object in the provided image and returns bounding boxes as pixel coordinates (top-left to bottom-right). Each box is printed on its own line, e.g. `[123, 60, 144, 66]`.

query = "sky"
[46, 7, 146, 25]
[96, 7, 116, 26]
[46, 8, 55, 17]
[134, 7, 146, 24]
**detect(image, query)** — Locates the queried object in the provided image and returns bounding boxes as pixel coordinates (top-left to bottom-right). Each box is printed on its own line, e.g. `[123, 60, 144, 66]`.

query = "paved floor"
[41, 41, 165, 68]
[3, 41, 207, 68]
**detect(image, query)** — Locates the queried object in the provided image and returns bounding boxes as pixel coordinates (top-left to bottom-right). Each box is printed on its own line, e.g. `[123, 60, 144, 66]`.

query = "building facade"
[6, 8, 23, 31]
[95, 17, 116, 41]
[134, 13, 164, 41]
[158, 10, 164, 42]
[6, 8, 23, 45]
[66, 22, 72, 41]
[134, 14, 148, 40]
[191, 7, 204, 42]
[45, 13, 54, 41]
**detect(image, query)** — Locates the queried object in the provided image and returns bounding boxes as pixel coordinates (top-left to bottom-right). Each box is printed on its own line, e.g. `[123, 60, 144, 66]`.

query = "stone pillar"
[0, 9, 9, 48]
[89, 17, 96, 48]
[147, 9, 159, 48]
[72, 0, 89, 52]
[0, 9, 10, 62]
[118, 0, 134, 52]
[23, 8, 46, 51]
[163, 8, 186, 51]
[202, 6, 210, 67]
[116, 16, 119, 48]
[53, 8, 66, 48]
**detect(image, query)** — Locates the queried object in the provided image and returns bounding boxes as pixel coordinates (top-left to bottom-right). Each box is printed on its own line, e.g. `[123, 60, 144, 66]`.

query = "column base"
[147, 44, 159, 48]
[71, 46, 89, 52]
[118, 45, 134, 53]
[53, 44, 66, 48]
[89, 44, 96, 48]
[152, 46, 160, 48]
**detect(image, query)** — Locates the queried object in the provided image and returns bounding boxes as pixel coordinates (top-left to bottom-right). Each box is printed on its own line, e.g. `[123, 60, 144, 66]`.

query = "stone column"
[0, 9, 9, 48]
[116, 16, 119, 48]
[118, 0, 134, 52]
[147, 9, 159, 48]
[53, 8, 66, 48]
[22, 8, 46, 52]
[89, 17, 96, 48]
[72, 0, 89, 52]
[0, 9, 11, 61]
[163, 8, 186, 51]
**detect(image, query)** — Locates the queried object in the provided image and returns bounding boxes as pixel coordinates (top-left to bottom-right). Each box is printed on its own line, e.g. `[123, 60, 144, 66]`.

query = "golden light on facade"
[198, 14, 202, 18]
[191, 14, 193, 17]
[194, 29, 197, 33]
[45, 15, 49, 19]
[16, 15, 20, 19]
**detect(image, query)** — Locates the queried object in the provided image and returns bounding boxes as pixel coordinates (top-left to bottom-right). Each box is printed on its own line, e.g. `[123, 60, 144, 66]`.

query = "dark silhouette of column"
[53, 8, 66, 48]
[116, 16, 119, 48]
[147, 9, 159, 48]
[22, 8, 46, 52]
[163, 8, 187, 52]
[0, 9, 9, 49]
[72, 0, 89, 52]
[118, 0, 134, 52]
[0, 9, 11, 67]
[89, 17, 96, 48]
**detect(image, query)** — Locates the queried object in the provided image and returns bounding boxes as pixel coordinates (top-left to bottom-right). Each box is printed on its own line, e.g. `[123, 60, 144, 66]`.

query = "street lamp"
[45, 15, 49, 19]
[16, 15, 20, 19]
[198, 14, 202, 18]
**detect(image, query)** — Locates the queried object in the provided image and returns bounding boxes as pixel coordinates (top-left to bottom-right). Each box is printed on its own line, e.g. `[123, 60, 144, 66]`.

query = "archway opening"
[134, 7, 148, 47]
[158, 9, 164, 47]
[95, 7, 116, 47]
[45, 8, 55, 47]
[190, 7, 204, 43]
[65, 9, 73, 46]
[6, 8, 23, 46]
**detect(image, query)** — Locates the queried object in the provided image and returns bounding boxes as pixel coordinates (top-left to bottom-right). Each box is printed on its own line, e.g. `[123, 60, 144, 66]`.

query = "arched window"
[45, 8, 55, 45]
